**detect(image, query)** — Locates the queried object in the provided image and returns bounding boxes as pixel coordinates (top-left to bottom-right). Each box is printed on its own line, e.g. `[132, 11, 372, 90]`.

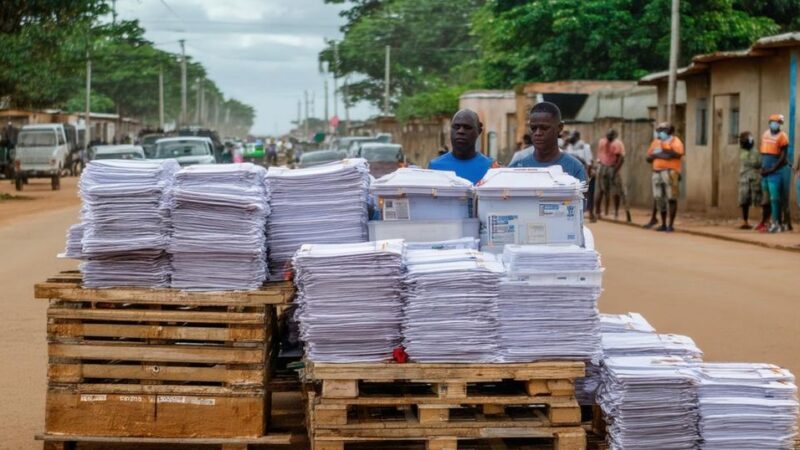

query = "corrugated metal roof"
[571, 85, 658, 122]
[460, 90, 515, 100]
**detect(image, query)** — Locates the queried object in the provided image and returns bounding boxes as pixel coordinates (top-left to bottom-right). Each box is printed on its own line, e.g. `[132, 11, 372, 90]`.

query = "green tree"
[320, 0, 484, 114]
[473, 0, 780, 88]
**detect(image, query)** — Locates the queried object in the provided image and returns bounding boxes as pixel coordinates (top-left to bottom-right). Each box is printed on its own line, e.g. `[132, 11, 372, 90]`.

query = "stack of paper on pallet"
[60, 223, 84, 259]
[576, 312, 659, 405]
[170, 163, 269, 290]
[266, 159, 370, 279]
[403, 249, 503, 362]
[76, 159, 179, 287]
[294, 240, 404, 362]
[696, 363, 798, 449]
[601, 333, 704, 360]
[598, 355, 700, 449]
[497, 245, 601, 363]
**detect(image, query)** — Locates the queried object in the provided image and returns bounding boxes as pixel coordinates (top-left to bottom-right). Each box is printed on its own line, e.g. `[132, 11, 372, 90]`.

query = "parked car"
[139, 133, 164, 158]
[357, 143, 405, 178]
[298, 149, 346, 168]
[13, 124, 70, 191]
[91, 145, 146, 161]
[152, 137, 216, 167]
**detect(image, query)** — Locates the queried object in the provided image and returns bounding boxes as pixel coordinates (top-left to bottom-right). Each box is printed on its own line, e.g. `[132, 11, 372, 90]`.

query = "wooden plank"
[48, 322, 265, 342]
[45, 390, 266, 438]
[37, 432, 294, 445]
[49, 342, 264, 364]
[307, 362, 585, 382]
[436, 382, 466, 400]
[549, 404, 582, 426]
[313, 424, 584, 439]
[48, 363, 264, 385]
[314, 405, 348, 426]
[36, 281, 293, 305]
[321, 380, 358, 398]
[51, 383, 262, 396]
[47, 307, 266, 324]
[417, 405, 450, 424]
[316, 394, 578, 407]
[427, 438, 457, 450]
[555, 430, 587, 450]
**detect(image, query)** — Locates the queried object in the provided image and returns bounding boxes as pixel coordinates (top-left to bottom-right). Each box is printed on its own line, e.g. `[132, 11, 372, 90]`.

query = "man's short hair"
[529, 101, 562, 122]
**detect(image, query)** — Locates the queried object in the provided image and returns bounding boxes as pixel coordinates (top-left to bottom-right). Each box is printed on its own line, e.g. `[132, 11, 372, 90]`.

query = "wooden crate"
[305, 362, 587, 450]
[36, 272, 294, 442]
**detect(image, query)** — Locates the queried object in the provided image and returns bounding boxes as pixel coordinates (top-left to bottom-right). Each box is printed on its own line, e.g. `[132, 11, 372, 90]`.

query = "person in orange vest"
[759, 113, 791, 233]
[645, 122, 684, 232]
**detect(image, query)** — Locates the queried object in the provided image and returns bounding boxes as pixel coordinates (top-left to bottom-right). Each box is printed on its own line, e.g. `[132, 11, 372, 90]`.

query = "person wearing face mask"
[759, 114, 790, 233]
[645, 122, 684, 232]
[737, 131, 764, 229]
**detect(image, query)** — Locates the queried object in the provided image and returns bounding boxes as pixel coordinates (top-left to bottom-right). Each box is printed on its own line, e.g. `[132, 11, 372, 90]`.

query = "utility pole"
[112, 0, 117, 24]
[214, 96, 220, 130]
[344, 77, 350, 134]
[311, 91, 315, 119]
[199, 81, 206, 126]
[179, 39, 187, 127]
[195, 78, 201, 125]
[324, 79, 329, 133]
[304, 90, 309, 139]
[85, 51, 92, 150]
[158, 66, 165, 130]
[297, 100, 301, 129]
[667, 0, 680, 123]
[333, 41, 339, 120]
[384, 45, 391, 116]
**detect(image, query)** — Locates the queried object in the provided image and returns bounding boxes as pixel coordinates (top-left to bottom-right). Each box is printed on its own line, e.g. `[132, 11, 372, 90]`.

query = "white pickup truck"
[14, 124, 70, 191]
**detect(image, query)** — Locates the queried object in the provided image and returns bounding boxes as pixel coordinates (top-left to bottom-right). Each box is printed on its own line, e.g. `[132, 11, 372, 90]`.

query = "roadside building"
[458, 90, 517, 164]
[641, 32, 800, 217]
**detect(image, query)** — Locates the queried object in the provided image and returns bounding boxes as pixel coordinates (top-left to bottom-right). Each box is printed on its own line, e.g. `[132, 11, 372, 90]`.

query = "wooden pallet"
[305, 362, 586, 450]
[37, 271, 295, 441]
[36, 433, 297, 450]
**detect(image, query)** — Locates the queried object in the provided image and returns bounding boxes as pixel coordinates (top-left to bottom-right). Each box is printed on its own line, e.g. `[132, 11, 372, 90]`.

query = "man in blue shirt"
[429, 109, 497, 184]
[509, 102, 587, 182]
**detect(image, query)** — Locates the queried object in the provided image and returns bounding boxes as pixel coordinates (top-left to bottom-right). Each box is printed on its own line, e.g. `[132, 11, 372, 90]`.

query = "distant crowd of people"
[426, 102, 797, 234]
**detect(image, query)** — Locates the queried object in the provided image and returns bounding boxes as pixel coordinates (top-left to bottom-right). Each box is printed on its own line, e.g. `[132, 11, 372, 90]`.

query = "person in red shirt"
[645, 122, 684, 232]
[595, 129, 631, 222]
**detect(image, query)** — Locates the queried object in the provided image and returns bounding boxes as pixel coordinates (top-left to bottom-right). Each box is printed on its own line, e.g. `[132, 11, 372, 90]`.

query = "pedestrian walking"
[509, 102, 587, 182]
[759, 114, 791, 233]
[565, 131, 596, 220]
[429, 109, 498, 184]
[737, 131, 765, 229]
[645, 122, 684, 232]
[595, 129, 631, 222]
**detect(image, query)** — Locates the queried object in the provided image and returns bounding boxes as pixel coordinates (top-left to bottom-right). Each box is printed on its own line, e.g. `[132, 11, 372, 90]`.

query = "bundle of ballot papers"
[266, 159, 370, 279]
[76, 159, 179, 287]
[695, 363, 798, 449]
[60, 223, 84, 259]
[293, 240, 404, 362]
[598, 355, 701, 450]
[369, 168, 473, 220]
[576, 312, 659, 405]
[601, 332, 704, 360]
[497, 245, 601, 363]
[402, 249, 503, 362]
[404, 237, 479, 251]
[169, 163, 269, 290]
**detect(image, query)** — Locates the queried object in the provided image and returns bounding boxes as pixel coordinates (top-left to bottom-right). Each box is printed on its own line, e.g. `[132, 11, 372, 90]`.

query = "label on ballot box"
[488, 214, 518, 245]
[383, 198, 411, 220]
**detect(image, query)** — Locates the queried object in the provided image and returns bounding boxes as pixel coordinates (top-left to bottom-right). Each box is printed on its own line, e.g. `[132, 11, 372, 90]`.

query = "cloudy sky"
[116, 0, 378, 135]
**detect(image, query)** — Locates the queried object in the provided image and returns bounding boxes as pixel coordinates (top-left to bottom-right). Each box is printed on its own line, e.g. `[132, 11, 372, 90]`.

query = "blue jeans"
[764, 166, 790, 223]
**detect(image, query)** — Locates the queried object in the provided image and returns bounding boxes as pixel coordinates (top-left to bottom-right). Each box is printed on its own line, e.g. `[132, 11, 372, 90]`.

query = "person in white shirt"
[565, 131, 596, 221]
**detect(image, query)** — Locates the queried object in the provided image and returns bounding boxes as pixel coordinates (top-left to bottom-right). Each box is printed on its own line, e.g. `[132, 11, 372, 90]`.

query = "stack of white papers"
[60, 223, 85, 259]
[169, 163, 269, 290]
[598, 355, 700, 449]
[696, 363, 798, 449]
[404, 237, 479, 251]
[497, 244, 601, 362]
[600, 312, 657, 333]
[577, 312, 659, 405]
[266, 159, 370, 279]
[403, 249, 503, 362]
[77, 159, 179, 287]
[502, 244, 601, 274]
[293, 240, 405, 362]
[602, 333, 704, 360]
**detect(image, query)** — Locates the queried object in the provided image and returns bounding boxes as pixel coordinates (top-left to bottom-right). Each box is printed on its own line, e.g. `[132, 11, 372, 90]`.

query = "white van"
[14, 124, 70, 191]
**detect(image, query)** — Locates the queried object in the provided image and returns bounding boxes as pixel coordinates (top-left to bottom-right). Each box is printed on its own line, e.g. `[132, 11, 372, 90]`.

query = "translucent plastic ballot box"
[475, 167, 585, 252]
[369, 168, 474, 221]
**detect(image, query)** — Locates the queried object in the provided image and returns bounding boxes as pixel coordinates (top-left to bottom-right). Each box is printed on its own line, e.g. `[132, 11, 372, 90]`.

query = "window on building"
[696, 98, 708, 146]
[729, 95, 740, 144]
